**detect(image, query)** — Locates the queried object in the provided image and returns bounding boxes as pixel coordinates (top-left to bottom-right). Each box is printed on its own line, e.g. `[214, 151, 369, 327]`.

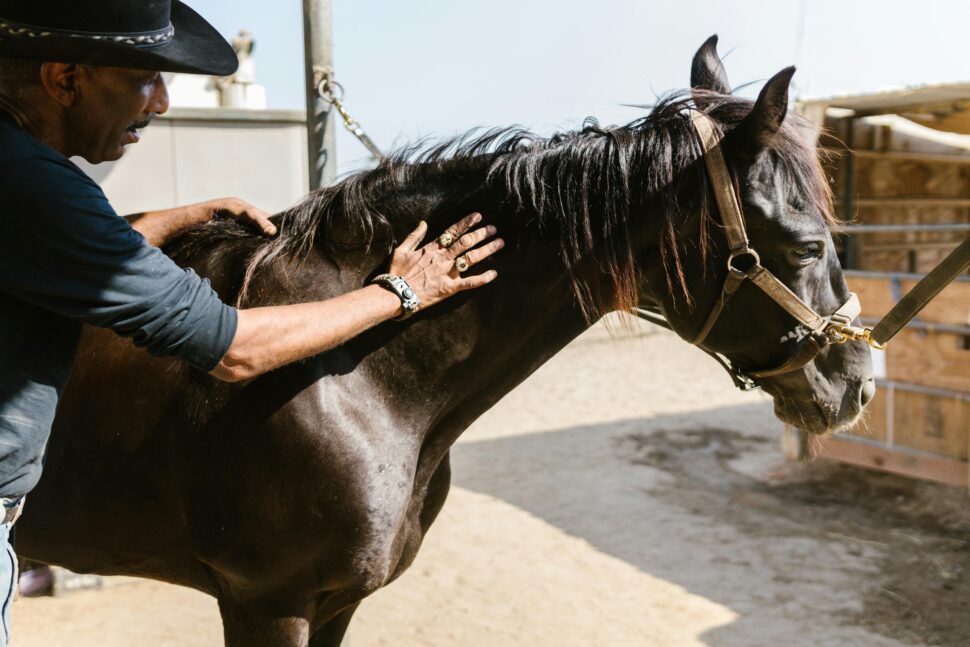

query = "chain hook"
[825, 322, 887, 350]
[863, 328, 887, 350]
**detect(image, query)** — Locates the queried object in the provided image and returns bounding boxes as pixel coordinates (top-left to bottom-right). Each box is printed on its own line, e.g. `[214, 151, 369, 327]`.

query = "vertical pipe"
[302, 0, 337, 190]
[842, 117, 857, 269]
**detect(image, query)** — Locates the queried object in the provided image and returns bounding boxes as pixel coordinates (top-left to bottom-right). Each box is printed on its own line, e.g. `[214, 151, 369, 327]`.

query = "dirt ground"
[12, 321, 970, 646]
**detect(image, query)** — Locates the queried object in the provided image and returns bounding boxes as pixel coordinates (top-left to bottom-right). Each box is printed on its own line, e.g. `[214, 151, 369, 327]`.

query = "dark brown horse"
[17, 38, 873, 646]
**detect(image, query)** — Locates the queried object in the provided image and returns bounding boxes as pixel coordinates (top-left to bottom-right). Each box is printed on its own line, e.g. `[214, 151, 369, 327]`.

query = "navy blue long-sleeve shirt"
[0, 112, 238, 498]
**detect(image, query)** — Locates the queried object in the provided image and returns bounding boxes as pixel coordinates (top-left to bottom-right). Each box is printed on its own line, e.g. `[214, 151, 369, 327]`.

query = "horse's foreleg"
[309, 603, 359, 647]
[219, 596, 309, 647]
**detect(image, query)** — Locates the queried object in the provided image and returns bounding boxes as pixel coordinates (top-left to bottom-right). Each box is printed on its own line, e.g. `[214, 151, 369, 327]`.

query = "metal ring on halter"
[455, 255, 471, 272]
[438, 232, 455, 248]
[316, 79, 345, 105]
[727, 249, 761, 272]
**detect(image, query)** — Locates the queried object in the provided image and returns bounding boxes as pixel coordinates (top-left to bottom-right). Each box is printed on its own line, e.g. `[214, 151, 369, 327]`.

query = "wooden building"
[793, 85, 970, 487]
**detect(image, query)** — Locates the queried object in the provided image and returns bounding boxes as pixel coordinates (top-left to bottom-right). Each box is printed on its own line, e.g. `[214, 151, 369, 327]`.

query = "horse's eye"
[792, 243, 823, 264]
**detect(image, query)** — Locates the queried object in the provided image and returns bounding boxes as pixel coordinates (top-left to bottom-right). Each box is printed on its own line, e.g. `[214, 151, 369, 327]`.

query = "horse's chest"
[272, 371, 449, 592]
[332, 447, 452, 592]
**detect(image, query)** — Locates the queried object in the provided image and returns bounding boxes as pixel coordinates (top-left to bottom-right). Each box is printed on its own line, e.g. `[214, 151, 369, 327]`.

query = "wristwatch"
[371, 274, 421, 320]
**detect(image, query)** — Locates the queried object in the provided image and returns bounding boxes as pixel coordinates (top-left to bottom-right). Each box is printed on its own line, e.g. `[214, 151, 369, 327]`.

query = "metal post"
[302, 0, 337, 190]
[842, 117, 857, 269]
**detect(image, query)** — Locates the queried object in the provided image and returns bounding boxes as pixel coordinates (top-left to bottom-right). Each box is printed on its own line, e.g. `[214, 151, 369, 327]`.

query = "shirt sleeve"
[0, 153, 237, 372]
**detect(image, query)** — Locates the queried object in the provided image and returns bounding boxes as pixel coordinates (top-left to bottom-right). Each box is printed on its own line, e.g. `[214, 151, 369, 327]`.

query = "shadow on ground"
[452, 403, 970, 647]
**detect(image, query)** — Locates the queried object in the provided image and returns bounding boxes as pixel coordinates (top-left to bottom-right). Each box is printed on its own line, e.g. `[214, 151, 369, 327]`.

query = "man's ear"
[39, 62, 79, 107]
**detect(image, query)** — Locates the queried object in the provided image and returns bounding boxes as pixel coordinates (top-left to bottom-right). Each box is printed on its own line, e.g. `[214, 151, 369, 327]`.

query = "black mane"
[168, 91, 832, 316]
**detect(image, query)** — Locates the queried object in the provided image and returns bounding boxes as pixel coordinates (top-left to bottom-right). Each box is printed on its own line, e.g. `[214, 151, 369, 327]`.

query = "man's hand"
[127, 197, 276, 247]
[389, 213, 503, 311]
[202, 197, 277, 237]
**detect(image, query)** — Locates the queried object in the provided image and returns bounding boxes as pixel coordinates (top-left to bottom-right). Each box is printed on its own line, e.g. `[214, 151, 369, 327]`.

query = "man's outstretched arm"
[211, 214, 503, 382]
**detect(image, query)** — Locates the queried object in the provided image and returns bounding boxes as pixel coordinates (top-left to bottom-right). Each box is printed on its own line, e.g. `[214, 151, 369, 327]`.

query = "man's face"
[67, 66, 169, 164]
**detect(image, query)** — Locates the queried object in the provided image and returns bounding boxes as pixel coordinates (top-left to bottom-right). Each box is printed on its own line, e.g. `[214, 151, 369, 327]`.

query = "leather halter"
[635, 111, 874, 391]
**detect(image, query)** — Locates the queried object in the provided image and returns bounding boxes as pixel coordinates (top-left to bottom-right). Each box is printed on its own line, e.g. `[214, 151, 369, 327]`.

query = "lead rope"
[868, 236, 970, 347]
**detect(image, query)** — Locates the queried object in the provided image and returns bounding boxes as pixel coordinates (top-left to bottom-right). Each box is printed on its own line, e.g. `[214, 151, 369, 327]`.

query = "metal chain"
[316, 76, 385, 161]
[826, 324, 887, 350]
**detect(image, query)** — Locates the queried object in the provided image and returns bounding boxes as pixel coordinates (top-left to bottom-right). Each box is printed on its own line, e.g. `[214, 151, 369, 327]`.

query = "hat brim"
[0, 1, 238, 76]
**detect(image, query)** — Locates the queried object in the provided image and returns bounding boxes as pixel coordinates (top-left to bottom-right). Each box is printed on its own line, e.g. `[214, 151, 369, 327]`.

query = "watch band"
[371, 274, 421, 320]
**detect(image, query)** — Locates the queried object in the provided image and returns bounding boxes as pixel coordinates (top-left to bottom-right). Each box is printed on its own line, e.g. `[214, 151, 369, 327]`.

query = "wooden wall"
[820, 120, 970, 273]
[808, 115, 970, 487]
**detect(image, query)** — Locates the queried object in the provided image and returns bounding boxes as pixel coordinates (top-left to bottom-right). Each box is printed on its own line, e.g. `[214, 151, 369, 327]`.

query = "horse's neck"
[350, 248, 588, 486]
[318, 180, 598, 456]
[331, 149, 679, 435]
[254, 146, 673, 453]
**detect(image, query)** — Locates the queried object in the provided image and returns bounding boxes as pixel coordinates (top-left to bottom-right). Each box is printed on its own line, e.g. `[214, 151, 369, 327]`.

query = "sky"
[190, 0, 970, 175]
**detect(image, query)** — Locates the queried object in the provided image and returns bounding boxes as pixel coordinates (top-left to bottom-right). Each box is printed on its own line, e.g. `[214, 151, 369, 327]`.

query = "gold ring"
[438, 232, 455, 248]
[455, 255, 471, 272]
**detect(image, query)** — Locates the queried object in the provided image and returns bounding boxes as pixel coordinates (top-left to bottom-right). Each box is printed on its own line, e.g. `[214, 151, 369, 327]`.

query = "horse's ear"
[736, 66, 796, 155]
[691, 34, 730, 108]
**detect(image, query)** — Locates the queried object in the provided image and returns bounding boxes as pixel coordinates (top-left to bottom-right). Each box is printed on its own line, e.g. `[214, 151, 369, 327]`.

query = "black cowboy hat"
[0, 0, 238, 76]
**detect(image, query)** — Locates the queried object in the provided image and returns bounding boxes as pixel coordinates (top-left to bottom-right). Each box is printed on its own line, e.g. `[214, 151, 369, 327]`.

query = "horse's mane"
[168, 91, 833, 318]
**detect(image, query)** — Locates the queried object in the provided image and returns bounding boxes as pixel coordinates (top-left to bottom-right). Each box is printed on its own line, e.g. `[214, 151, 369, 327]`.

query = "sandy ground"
[12, 321, 970, 646]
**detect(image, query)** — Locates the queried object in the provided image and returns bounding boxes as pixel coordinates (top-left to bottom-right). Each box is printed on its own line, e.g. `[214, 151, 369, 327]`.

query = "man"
[0, 1, 503, 642]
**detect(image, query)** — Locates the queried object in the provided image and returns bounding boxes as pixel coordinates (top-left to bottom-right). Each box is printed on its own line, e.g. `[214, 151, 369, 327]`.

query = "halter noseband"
[636, 111, 878, 391]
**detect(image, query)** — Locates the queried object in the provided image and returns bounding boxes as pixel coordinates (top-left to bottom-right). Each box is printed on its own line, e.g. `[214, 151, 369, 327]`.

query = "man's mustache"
[127, 114, 155, 131]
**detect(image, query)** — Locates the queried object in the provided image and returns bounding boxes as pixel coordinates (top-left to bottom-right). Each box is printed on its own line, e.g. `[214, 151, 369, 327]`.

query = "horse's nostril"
[859, 377, 877, 408]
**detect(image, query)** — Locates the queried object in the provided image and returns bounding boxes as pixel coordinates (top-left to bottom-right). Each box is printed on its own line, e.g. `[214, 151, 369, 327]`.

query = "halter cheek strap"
[691, 111, 749, 257]
[635, 112, 874, 391]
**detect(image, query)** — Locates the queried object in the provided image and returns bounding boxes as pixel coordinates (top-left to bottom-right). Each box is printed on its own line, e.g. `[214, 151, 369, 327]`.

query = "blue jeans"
[0, 522, 13, 647]
[0, 497, 22, 647]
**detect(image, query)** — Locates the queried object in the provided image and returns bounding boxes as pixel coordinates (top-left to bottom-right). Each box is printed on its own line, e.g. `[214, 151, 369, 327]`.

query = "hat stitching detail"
[0, 22, 175, 46]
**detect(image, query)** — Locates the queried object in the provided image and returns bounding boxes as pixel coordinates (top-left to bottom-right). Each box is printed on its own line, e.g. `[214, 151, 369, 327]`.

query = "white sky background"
[192, 0, 970, 177]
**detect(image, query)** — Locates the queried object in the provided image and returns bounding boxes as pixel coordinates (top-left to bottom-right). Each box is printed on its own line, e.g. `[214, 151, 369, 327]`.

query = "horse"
[17, 36, 874, 646]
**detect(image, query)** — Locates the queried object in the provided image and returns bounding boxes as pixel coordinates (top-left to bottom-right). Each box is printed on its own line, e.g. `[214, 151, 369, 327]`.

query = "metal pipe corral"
[840, 223, 970, 233]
